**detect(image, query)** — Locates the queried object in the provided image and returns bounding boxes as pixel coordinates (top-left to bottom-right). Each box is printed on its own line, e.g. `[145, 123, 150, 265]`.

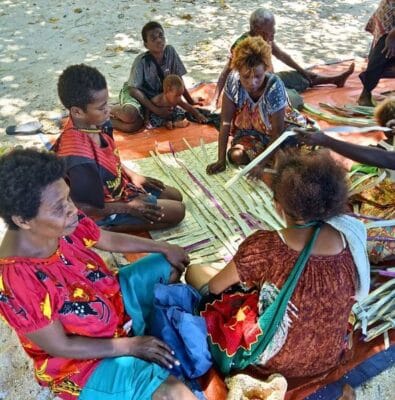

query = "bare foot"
[335, 63, 355, 88]
[173, 119, 190, 128]
[358, 90, 375, 107]
[165, 121, 174, 130]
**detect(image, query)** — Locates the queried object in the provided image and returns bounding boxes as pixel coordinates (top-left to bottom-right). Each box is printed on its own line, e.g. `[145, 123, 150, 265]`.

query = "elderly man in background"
[212, 8, 355, 108]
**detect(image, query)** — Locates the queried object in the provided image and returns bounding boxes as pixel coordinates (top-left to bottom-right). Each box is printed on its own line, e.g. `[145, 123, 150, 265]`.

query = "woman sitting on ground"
[189, 151, 369, 378]
[0, 148, 196, 400]
[207, 36, 308, 175]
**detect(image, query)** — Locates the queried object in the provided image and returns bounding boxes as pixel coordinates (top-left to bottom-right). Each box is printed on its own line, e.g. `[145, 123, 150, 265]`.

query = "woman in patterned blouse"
[207, 36, 305, 175]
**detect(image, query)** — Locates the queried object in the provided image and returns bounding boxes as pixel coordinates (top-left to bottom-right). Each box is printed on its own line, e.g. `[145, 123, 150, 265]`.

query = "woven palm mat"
[123, 141, 283, 268]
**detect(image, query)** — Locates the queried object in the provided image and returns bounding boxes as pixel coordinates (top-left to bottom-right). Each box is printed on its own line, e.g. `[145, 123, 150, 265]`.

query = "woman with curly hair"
[207, 36, 308, 174]
[189, 151, 370, 379]
[0, 148, 197, 400]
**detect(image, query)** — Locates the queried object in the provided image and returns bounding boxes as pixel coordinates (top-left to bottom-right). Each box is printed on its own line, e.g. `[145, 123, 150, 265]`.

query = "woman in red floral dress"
[0, 148, 196, 400]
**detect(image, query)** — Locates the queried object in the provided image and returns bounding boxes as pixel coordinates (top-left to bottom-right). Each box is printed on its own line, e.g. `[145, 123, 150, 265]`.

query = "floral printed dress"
[224, 72, 308, 161]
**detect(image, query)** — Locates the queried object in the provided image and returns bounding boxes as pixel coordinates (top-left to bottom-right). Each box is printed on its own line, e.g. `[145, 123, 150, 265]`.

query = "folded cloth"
[277, 70, 311, 93]
[326, 214, 370, 301]
[118, 253, 171, 336]
[150, 283, 212, 379]
[186, 108, 221, 131]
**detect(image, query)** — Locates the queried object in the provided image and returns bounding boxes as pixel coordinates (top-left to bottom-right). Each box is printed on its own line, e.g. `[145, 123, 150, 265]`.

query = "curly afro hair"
[0, 148, 66, 229]
[272, 150, 348, 222]
[231, 36, 272, 71]
[57, 64, 107, 111]
[374, 98, 395, 126]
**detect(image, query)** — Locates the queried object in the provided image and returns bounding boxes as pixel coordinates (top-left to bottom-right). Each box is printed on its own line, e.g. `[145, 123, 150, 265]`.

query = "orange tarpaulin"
[115, 60, 394, 162]
[198, 331, 395, 400]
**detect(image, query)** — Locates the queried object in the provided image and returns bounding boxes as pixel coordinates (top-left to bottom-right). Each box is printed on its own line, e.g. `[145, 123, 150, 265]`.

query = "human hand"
[247, 165, 265, 181]
[160, 242, 190, 273]
[385, 119, 395, 130]
[145, 121, 154, 130]
[191, 96, 205, 106]
[385, 119, 395, 137]
[169, 267, 182, 283]
[293, 127, 327, 146]
[194, 111, 208, 124]
[165, 121, 174, 130]
[209, 96, 221, 111]
[130, 172, 146, 189]
[143, 176, 165, 192]
[206, 160, 226, 175]
[128, 336, 180, 369]
[383, 30, 395, 58]
[131, 173, 164, 193]
[144, 117, 154, 130]
[127, 195, 164, 223]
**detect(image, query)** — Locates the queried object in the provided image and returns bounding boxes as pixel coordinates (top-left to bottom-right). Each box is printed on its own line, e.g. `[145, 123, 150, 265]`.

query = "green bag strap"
[238, 221, 323, 369]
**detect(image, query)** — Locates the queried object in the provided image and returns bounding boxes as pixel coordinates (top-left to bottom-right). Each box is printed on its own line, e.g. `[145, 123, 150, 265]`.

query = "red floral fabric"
[0, 214, 128, 399]
[233, 230, 357, 378]
[202, 290, 262, 357]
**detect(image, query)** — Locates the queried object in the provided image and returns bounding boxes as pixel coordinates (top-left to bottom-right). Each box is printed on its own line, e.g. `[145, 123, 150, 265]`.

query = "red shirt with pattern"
[54, 119, 144, 208]
[0, 214, 128, 399]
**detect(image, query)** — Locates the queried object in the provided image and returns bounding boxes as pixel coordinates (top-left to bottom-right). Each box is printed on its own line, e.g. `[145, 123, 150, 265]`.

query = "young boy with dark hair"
[148, 74, 207, 129]
[54, 64, 185, 232]
[111, 21, 201, 133]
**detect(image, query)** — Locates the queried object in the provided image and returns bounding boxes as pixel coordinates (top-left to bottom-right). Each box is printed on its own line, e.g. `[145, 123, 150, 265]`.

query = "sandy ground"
[0, 0, 394, 399]
[0, 0, 378, 133]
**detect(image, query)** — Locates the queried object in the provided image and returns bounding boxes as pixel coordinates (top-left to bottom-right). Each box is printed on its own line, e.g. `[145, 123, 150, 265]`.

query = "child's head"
[272, 150, 348, 223]
[374, 98, 395, 126]
[142, 21, 165, 54]
[163, 75, 184, 106]
[58, 64, 110, 127]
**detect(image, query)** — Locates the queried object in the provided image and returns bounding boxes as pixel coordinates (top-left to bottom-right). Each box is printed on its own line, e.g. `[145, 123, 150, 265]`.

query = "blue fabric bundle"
[150, 283, 212, 379]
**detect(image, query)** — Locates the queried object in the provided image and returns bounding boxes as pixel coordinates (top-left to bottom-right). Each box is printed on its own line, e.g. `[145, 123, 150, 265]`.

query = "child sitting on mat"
[148, 75, 207, 129]
[111, 21, 204, 133]
[54, 64, 186, 232]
